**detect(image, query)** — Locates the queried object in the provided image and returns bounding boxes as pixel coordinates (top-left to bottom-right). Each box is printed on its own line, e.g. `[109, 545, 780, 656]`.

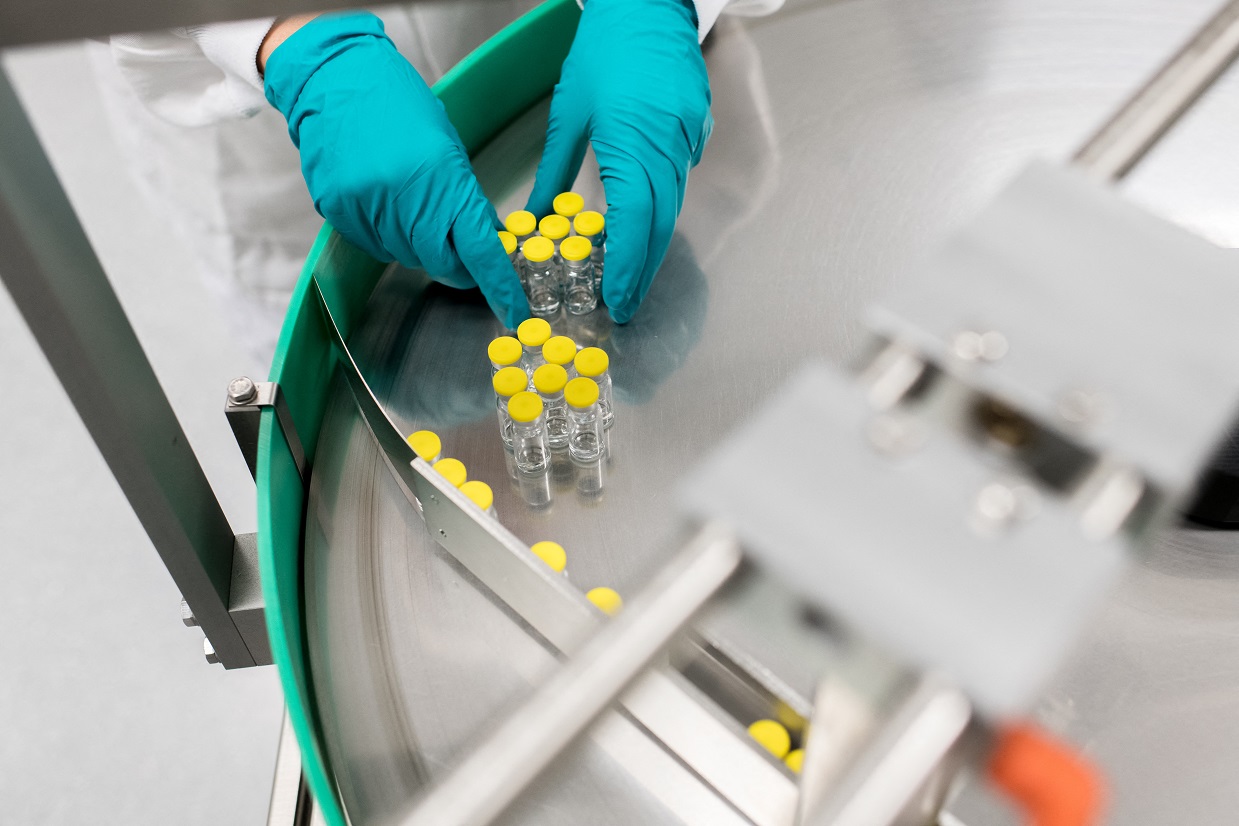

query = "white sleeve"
[108, 17, 275, 128]
[692, 0, 785, 42]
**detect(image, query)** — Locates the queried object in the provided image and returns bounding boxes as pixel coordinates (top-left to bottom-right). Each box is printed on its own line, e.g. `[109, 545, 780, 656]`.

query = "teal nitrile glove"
[264, 12, 528, 329]
[526, 0, 712, 324]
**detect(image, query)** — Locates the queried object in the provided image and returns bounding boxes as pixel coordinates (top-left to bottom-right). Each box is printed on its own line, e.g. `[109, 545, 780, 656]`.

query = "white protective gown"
[88, 0, 781, 362]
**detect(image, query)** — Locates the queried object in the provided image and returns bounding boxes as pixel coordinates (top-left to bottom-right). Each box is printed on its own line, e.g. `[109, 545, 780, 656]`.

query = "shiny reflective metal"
[228, 376, 258, 405]
[203, 637, 219, 665]
[268, 712, 313, 826]
[225, 379, 306, 482]
[180, 599, 198, 628]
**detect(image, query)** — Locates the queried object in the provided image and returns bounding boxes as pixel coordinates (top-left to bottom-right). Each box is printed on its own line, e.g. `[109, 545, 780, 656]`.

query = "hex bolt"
[952, 330, 1008, 363]
[180, 599, 198, 627]
[204, 637, 220, 665]
[228, 376, 257, 405]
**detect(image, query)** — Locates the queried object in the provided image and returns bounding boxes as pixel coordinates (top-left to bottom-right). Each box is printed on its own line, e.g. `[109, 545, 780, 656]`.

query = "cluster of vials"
[405, 420, 622, 617]
[501, 192, 605, 318]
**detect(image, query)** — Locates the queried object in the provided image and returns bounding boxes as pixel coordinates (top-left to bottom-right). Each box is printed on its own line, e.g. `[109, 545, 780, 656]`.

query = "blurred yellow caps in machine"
[538, 214, 571, 241]
[497, 230, 517, 255]
[552, 192, 585, 218]
[517, 317, 552, 346]
[542, 335, 577, 366]
[521, 236, 555, 264]
[533, 364, 569, 394]
[488, 336, 522, 367]
[564, 377, 599, 409]
[508, 391, 544, 423]
[574, 346, 610, 377]
[747, 720, 791, 759]
[784, 749, 804, 774]
[573, 210, 605, 237]
[560, 236, 593, 262]
[406, 430, 442, 462]
[586, 587, 623, 616]
[459, 480, 494, 512]
[492, 366, 528, 398]
[432, 457, 467, 488]
[530, 540, 567, 573]
[504, 210, 536, 237]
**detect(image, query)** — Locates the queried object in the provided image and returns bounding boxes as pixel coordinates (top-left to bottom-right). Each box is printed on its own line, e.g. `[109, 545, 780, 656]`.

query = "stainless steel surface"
[304, 1, 1239, 823]
[226, 380, 307, 482]
[268, 712, 312, 826]
[229, 377, 257, 405]
[203, 638, 219, 665]
[0, 65, 256, 669]
[181, 599, 198, 627]
[228, 532, 273, 666]
[1073, 0, 1239, 181]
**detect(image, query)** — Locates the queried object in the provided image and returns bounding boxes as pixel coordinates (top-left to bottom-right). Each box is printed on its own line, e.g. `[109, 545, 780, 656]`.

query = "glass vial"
[498, 230, 523, 287]
[504, 210, 537, 246]
[508, 391, 550, 475]
[560, 237, 597, 315]
[460, 480, 497, 517]
[530, 540, 568, 576]
[573, 211, 605, 290]
[565, 377, 604, 497]
[573, 347, 614, 429]
[521, 236, 560, 317]
[492, 366, 528, 449]
[406, 430, 441, 463]
[516, 317, 552, 380]
[488, 335, 523, 375]
[533, 364, 570, 450]
[432, 457, 467, 487]
[541, 335, 578, 380]
[553, 192, 585, 221]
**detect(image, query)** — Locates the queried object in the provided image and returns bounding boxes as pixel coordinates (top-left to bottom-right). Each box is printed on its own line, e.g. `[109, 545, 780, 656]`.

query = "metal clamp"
[226, 377, 307, 482]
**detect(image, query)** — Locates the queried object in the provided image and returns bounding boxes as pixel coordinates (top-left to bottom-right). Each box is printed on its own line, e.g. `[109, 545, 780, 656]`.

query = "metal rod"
[0, 66, 255, 668]
[1073, 0, 1239, 182]
[398, 524, 743, 826]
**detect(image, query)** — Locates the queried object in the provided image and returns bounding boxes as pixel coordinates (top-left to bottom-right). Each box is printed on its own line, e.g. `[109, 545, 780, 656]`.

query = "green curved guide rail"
[255, 3, 580, 822]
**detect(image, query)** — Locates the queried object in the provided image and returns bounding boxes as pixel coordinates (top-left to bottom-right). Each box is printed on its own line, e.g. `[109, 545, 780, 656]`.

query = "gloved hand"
[263, 12, 528, 329]
[526, 0, 712, 324]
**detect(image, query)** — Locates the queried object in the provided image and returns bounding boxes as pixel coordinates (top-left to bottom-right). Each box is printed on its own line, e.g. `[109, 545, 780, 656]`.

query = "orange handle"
[987, 724, 1105, 826]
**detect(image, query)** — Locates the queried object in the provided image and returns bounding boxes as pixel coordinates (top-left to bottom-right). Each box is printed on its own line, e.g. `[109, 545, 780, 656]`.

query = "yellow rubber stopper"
[553, 191, 585, 218]
[574, 346, 610, 378]
[504, 210, 536, 237]
[487, 336, 522, 367]
[541, 335, 577, 366]
[538, 214, 571, 241]
[560, 236, 593, 262]
[530, 540, 567, 573]
[521, 235, 555, 264]
[747, 720, 791, 760]
[459, 480, 494, 512]
[492, 366, 529, 398]
[517, 317, 552, 347]
[497, 230, 517, 255]
[533, 363, 569, 395]
[406, 430, 441, 462]
[564, 377, 599, 409]
[432, 457, 467, 488]
[508, 391, 544, 423]
[587, 586, 623, 616]
[574, 210, 605, 238]
[784, 749, 804, 774]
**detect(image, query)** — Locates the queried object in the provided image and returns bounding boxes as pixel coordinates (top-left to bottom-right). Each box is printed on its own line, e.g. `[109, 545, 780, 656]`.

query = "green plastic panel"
[255, 2, 580, 823]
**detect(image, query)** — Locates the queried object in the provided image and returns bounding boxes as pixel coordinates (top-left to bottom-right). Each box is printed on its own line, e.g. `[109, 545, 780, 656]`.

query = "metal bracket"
[226, 377, 307, 482]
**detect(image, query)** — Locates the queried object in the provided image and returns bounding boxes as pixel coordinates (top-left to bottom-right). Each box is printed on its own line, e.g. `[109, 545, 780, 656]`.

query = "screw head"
[228, 376, 257, 404]
[952, 330, 1008, 363]
[203, 637, 220, 665]
[180, 599, 198, 627]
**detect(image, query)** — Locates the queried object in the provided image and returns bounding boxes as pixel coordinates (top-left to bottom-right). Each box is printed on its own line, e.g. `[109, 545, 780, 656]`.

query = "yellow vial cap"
[784, 750, 804, 774]
[492, 366, 529, 398]
[508, 391, 544, 423]
[573, 210, 605, 237]
[488, 336, 522, 367]
[542, 335, 577, 366]
[531, 540, 567, 573]
[497, 230, 517, 255]
[406, 430, 442, 462]
[459, 480, 494, 512]
[560, 236, 593, 262]
[587, 587, 623, 616]
[552, 192, 585, 218]
[432, 457, 467, 488]
[574, 346, 610, 378]
[517, 317, 552, 347]
[533, 363, 569, 394]
[521, 236, 555, 264]
[564, 377, 599, 409]
[538, 214, 571, 241]
[747, 720, 791, 760]
[504, 210, 536, 237]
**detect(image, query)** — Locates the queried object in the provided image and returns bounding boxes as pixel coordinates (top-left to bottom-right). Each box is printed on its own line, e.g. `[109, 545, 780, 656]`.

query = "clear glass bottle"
[533, 364, 570, 450]
[406, 429, 441, 463]
[516, 317, 552, 380]
[460, 480, 497, 517]
[541, 335, 578, 380]
[560, 237, 597, 315]
[530, 540, 568, 576]
[573, 347, 614, 429]
[508, 391, 550, 475]
[553, 192, 585, 221]
[487, 335, 523, 375]
[504, 210, 537, 246]
[538, 214, 571, 290]
[492, 366, 528, 449]
[432, 457, 467, 487]
[565, 377, 603, 462]
[520, 237, 560, 317]
[573, 211, 605, 290]
[498, 230, 524, 287]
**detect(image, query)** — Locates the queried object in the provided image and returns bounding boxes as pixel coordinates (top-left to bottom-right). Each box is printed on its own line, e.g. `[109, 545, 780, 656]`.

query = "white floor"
[1, 43, 284, 824]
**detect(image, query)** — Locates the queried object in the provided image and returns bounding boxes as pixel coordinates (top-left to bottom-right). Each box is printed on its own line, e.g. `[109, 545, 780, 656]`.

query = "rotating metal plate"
[305, 1, 1239, 823]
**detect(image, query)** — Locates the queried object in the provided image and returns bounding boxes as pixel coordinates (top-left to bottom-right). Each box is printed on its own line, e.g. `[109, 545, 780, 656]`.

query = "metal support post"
[225, 377, 306, 481]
